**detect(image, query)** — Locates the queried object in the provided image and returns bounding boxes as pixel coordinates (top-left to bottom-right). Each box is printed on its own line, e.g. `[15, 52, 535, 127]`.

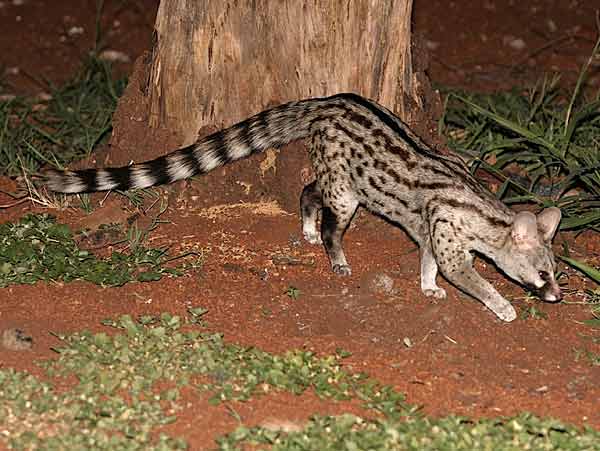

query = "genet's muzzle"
[537, 282, 562, 303]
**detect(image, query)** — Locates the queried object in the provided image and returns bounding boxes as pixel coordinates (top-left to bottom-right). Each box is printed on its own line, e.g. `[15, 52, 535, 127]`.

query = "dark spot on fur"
[333, 121, 364, 143]
[389, 145, 409, 160]
[373, 159, 388, 171]
[342, 109, 374, 129]
[385, 168, 406, 186]
[368, 176, 378, 189]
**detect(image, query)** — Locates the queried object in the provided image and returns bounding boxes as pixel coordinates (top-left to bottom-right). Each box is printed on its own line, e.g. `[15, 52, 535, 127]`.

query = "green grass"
[0, 214, 190, 288]
[519, 304, 548, 321]
[571, 292, 600, 366]
[284, 286, 302, 300]
[2, 310, 599, 450]
[574, 346, 600, 367]
[440, 37, 600, 233]
[0, 56, 125, 176]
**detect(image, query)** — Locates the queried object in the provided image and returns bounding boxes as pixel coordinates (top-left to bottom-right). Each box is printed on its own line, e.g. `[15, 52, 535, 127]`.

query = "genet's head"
[496, 207, 562, 302]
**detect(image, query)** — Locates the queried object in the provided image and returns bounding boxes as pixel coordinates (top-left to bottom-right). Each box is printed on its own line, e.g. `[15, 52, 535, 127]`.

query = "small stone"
[425, 40, 439, 51]
[2, 328, 33, 351]
[362, 271, 395, 295]
[503, 36, 527, 51]
[67, 26, 84, 37]
[260, 418, 305, 433]
[98, 49, 131, 63]
[36, 92, 52, 101]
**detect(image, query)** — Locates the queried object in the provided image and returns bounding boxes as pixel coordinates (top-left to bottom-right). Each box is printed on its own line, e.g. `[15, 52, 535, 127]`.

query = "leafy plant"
[0, 214, 186, 287]
[574, 346, 600, 366]
[0, 368, 186, 450]
[520, 305, 548, 320]
[558, 255, 600, 285]
[285, 285, 301, 300]
[218, 413, 600, 451]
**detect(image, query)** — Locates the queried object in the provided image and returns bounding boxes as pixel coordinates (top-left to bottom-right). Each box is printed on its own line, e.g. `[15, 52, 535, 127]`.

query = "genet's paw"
[494, 303, 517, 322]
[303, 231, 322, 245]
[423, 287, 447, 299]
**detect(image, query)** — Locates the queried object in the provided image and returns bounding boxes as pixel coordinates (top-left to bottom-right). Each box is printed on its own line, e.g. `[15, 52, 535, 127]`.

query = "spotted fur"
[45, 93, 562, 321]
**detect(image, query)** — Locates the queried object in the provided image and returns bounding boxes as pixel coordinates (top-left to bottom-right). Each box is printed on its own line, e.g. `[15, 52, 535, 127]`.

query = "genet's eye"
[539, 271, 549, 280]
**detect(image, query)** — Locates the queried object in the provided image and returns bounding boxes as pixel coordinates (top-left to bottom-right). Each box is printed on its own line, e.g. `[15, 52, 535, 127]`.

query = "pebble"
[2, 328, 33, 351]
[425, 40, 439, 51]
[507, 38, 526, 51]
[363, 271, 395, 295]
[99, 49, 131, 63]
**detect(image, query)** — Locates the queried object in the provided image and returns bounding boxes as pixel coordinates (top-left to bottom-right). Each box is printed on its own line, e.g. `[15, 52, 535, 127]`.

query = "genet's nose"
[553, 288, 563, 302]
[540, 283, 562, 303]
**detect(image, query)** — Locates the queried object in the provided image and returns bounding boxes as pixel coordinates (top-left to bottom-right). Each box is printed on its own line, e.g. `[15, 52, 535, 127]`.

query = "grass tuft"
[0, 56, 125, 177]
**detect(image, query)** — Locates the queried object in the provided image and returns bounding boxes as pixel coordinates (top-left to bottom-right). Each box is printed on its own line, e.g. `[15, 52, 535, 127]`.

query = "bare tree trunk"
[108, 0, 440, 209]
[146, 0, 422, 146]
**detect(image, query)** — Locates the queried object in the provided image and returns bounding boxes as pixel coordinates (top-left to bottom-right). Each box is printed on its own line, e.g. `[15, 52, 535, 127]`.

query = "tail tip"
[42, 169, 84, 194]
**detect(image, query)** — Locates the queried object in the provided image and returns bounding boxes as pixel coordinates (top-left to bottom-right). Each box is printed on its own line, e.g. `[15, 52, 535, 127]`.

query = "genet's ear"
[511, 211, 539, 249]
[537, 207, 561, 242]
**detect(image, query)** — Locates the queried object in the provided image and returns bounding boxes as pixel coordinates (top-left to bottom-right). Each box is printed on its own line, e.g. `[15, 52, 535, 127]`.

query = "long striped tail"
[44, 97, 326, 194]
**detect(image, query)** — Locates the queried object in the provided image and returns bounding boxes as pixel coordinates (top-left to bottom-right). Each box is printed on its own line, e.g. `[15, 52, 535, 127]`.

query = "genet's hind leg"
[420, 240, 447, 299]
[321, 197, 359, 276]
[300, 181, 323, 244]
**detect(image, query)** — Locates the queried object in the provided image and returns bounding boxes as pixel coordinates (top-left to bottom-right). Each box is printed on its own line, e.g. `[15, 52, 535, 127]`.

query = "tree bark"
[149, 0, 426, 144]
[109, 0, 440, 209]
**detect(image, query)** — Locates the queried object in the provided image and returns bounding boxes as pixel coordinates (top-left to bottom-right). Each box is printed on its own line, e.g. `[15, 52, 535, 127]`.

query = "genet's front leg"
[439, 252, 517, 322]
